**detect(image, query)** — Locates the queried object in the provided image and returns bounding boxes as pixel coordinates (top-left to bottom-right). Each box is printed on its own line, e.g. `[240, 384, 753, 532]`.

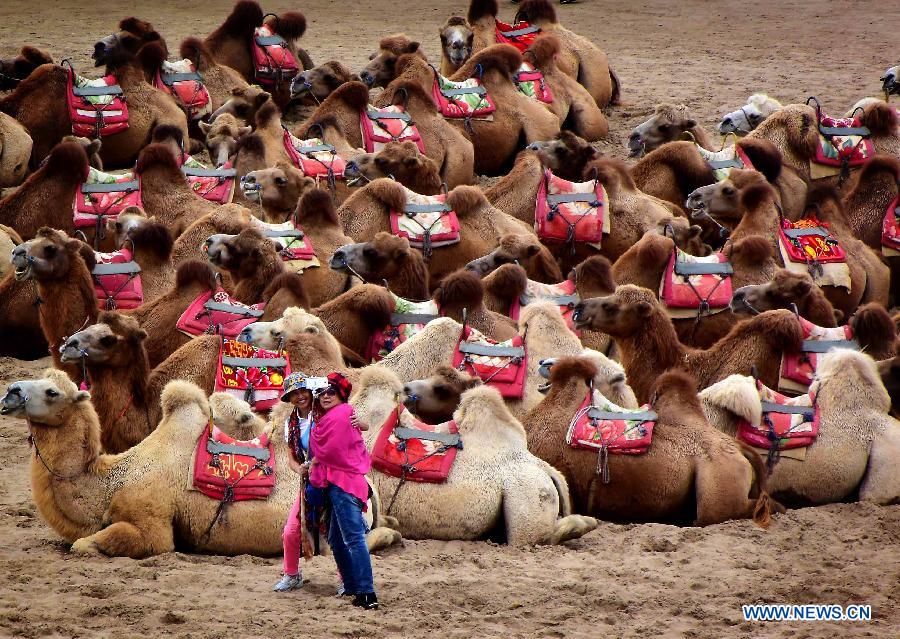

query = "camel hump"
[467, 0, 500, 23]
[525, 34, 561, 69]
[445, 185, 487, 218]
[435, 269, 485, 311]
[175, 260, 217, 291]
[271, 12, 307, 42]
[698, 374, 761, 426]
[216, 0, 265, 41]
[518, 0, 558, 24]
[466, 44, 522, 78]
[159, 379, 210, 430]
[179, 37, 216, 72]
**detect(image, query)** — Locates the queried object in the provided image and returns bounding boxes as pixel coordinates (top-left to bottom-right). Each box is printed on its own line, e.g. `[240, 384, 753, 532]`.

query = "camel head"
[572, 285, 659, 337]
[876, 354, 900, 417]
[199, 113, 251, 168]
[685, 169, 772, 222]
[240, 306, 329, 350]
[882, 65, 900, 98]
[359, 34, 424, 88]
[205, 227, 282, 277]
[718, 94, 783, 135]
[330, 232, 424, 286]
[439, 17, 474, 71]
[59, 312, 147, 366]
[240, 164, 315, 217]
[2, 369, 90, 427]
[465, 233, 561, 280]
[62, 136, 103, 170]
[528, 131, 599, 180]
[344, 141, 442, 193]
[402, 365, 481, 424]
[11, 229, 94, 283]
[150, 124, 187, 162]
[93, 17, 162, 69]
[108, 207, 171, 252]
[0, 45, 53, 91]
[730, 269, 839, 323]
[210, 392, 269, 441]
[290, 60, 352, 103]
[628, 104, 699, 157]
[538, 351, 637, 409]
[811, 349, 890, 412]
[209, 85, 272, 125]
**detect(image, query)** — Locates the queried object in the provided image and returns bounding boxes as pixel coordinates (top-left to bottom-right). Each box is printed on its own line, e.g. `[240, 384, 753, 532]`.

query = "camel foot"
[381, 515, 400, 529]
[551, 514, 598, 544]
[366, 526, 402, 552]
[71, 537, 101, 555]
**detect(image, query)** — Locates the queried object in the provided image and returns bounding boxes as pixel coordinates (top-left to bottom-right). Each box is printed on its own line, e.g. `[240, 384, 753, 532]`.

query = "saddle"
[535, 169, 608, 248]
[251, 22, 300, 87]
[365, 293, 439, 362]
[777, 214, 850, 290]
[566, 387, 656, 483]
[659, 248, 733, 319]
[154, 59, 212, 121]
[180, 154, 236, 205]
[695, 142, 755, 182]
[880, 195, 900, 257]
[779, 316, 857, 394]
[513, 61, 553, 104]
[494, 20, 541, 52]
[248, 215, 318, 273]
[736, 379, 819, 467]
[389, 187, 461, 259]
[282, 129, 347, 182]
[508, 278, 580, 332]
[808, 97, 875, 170]
[214, 338, 290, 412]
[452, 325, 527, 398]
[65, 65, 129, 138]
[360, 104, 425, 153]
[193, 421, 275, 501]
[73, 167, 142, 234]
[176, 287, 265, 338]
[92, 247, 143, 310]
[371, 406, 462, 483]
[432, 71, 496, 119]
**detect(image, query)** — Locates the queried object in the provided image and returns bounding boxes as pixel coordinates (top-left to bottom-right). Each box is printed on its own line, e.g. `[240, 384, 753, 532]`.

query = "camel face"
[628, 105, 698, 157]
[290, 62, 351, 103]
[330, 234, 414, 283]
[882, 65, 899, 97]
[240, 306, 325, 350]
[345, 142, 441, 190]
[359, 36, 422, 88]
[210, 393, 267, 441]
[109, 210, 149, 248]
[1, 375, 89, 426]
[730, 270, 814, 318]
[465, 235, 542, 277]
[685, 180, 740, 219]
[241, 166, 315, 214]
[200, 114, 251, 167]
[204, 229, 280, 275]
[402, 365, 481, 423]
[209, 86, 272, 124]
[439, 19, 474, 70]
[59, 322, 120, 365]
[11, 232, 80, 283]
[718, 105, 764, 136]
[573, 286, 655, 336]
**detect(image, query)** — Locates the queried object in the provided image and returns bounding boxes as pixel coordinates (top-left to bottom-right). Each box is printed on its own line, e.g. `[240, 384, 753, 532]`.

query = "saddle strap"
[92, 262, 142, 276]
[203, 301, 265, 317]
[500, 26, 540, 37]
[520, 293, 580, 307]
[404, 203, 451, 214]
[586, 408, 658, 422]
[393, 426, 461, 447]
[760, 401, 814, 416]
[441, 85, 487, 97]
[673, 261, 734, 276]
[182, 166, 237, 178]
[547, 193, 599, 206]
[819, 125, 870, 137]
[458, 342, 526, 358]
[800, 338, 859, 353]
[261, 228, 305, 239]
[391, 313, 438, 325]
[368, 109, 411, 122]
[707, 158, 744, 170]
[162, 71, 203, 84]
[256, 34, 288, 46]
[207, 439, 271, 461]
[73, 84, 123, 97]
[296, 143, 335, 154]
[82, 180, 139, 194]
[783, 227, 831, 239]
[221, 356, 287, 368]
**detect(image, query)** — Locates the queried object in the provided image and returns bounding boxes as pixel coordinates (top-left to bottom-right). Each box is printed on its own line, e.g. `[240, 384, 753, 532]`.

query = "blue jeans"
[326, 484, 374, 595]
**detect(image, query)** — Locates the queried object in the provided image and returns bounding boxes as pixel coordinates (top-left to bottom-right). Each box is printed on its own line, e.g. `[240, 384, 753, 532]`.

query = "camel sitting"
[352, 366, 598, 545]
[0, 112, 31, 188]
[0, 45, 53, 91]
[240, 163, 316, 222]
[0, 369, 399, 557]
[718, 94, 784, 136]
[330, 232, 431, 300]
[0, 224, 46, 359]
[205, 227, 285, 304]
[464, 232, 564, 283]
[433, 269, 517, 340]
[700, 349, 900, 506]
[107, 209, 175, 304]
[572, 284, 805, 403]
[524, 357, 777, 525]
[439, 17, 474, 77]
[841, 155, 900, 252]
[199, 112, 251, 167]
[289, 61, 353, 105]
[344, 141, 443, 196]
[358, 34, 426, 89]
[401, 365, 482, 424]
[627, 104, 711, 158]
[527, 131, 600, 182]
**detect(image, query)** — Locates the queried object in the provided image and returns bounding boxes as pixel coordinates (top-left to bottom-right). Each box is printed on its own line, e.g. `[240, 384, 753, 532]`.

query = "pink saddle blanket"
[176, 288, 265, 338]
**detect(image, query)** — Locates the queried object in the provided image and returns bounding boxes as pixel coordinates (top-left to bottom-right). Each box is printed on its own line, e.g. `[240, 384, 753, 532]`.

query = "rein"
[27, 428, 81, 481]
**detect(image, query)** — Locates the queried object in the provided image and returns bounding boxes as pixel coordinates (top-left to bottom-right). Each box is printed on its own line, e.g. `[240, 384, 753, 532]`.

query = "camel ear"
[402, 156, 418, 167]
[238, 126, 252, 137]
[523, 244, 541, 258]
[793, 279, 812, 296]
[87, 140, 102, 156]
[683, 118, 697, 129]
[833, 309, 845, 324]
[689, 225, 702, 238]
[406, 41, 421, 53]
[198, 121, 212, 135]
[71, 241, 97, 270]
[74, 390, 91, 403]
[634, 301, 653, 318]
[254, 92, 272, 108]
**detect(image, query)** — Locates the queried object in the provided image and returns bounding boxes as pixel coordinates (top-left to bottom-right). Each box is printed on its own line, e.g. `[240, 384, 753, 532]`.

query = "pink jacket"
[309, 403, 371, 508]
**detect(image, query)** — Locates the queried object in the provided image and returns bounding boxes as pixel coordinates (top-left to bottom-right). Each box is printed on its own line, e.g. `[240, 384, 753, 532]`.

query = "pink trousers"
[282, 491, 303, 575]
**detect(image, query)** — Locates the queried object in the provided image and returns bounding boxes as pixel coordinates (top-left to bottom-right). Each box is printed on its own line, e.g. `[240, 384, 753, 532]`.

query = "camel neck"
[36, 272, 98, 350]
[618, 313, 686, 398]
[731, 198, 780, 243]
[84, 357, 152, 452]
[485, 154, 543, 215]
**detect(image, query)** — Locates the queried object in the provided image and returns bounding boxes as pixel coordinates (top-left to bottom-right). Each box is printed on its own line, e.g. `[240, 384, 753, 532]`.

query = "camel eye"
[433, 384, 450, 398]
[100, 335, 117, 347]
[275, 176, 288, 186]
[723, 186, 736, 196]
[46, 389, 59, 398]
[363, 247, 378, 259]
[43, 245, 57, 257]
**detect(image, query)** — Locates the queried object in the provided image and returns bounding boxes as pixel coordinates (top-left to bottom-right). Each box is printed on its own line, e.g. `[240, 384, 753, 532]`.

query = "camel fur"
[718, 94, 784, 136]
[358, 34, 426, 89]
[464, 232, 564, 283]
[240, 162, 316, 222]
[204, 227, 285, 304]
[401, 365, 482, 424]
[0, 45, 53, 91]
[330, 232, 431, 300]
[439, 17, 474, 77]
[0, 111, 32, 187]
[108, 209, 175, 303]
[345, 141, 443, 195]
[290, 61, 353, 105]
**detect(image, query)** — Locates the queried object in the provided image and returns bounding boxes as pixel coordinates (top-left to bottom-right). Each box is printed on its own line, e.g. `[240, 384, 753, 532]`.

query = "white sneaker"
[273, 573, 303, 592]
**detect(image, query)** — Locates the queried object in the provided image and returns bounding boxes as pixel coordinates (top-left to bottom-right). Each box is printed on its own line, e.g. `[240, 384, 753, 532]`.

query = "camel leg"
[551, 515, 598, 544]
[500, 466, 561, 545]
[366, 526, 402, 552]
[859, 432, 900, 504]
[693, 458, 758, 526]
[71, 520, 174, 559]
[567, 90, 608, 142]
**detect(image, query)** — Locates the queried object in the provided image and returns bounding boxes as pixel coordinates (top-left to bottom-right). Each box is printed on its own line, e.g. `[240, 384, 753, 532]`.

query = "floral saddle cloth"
[660, 249, 733, 318]
[390, 187, 461, 258]
[809, 98, 875, 168]
[179, 154, 236, 205]
[696, 143, 755, 182]
[514, 61, 553, 104]
[92, 247, 143, 310]
[251, 23, 300, 86]
[154, 59, 212, 121]
[249, 216, 319, 273]
[494, 20, 541, 52]
[432, 72, 496, 119]
[73, 167, 142, 230]
[176, 288, 265, 338]
[779, 316, 857, 394]
[371, 407, 462, 483]
[880, 195, 900, 256]
[66, 66, 129, 138]
[214, 338, 290, 412]
[777, 215, 850, 290]
[567, 389, 656, 455]
[737, 380, 819, 460]
[360, 104, 425, 153]
[365, 293, 440, 362]
[282, 129, 347, 180]
[193, 421, 275, 501]
[508, 278, 580, 332]
[452, 326, 527, 398]
[535, 169, 608, 246]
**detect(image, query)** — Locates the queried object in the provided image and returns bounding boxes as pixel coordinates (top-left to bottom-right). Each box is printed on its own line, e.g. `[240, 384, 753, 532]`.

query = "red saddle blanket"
[779, 316, 857, 393]
[881, 195, 900, 255]
[513, 62, 553, 104]
[812, 105, 875, 168]
[371, 407, 462, 483]
[365, 293, 439, 362]
[452, 326, 527, 398]
[778, 215, 846, 264]
[660, 249, 733, 313]
[566, 389, 655, 455]
[737, 380, 819, 451]
[508, 278, 579, 332]
[214, 338, 290, 412]
[360, 105, 426, 153]
[176, 288, 265, 338]
[535, 169, 607, 245]
[73, 168, 142, 230]
[390, 188, 461, 258]
[251, 23, 300, 87]
[179, 154, 236, 205]
[66, 67, 129, 138]
[431, 72, 496, 119]
[193, 422, 275, 501]
[282, 129, 347, 180]
[92, 248, 143, 310]
[494, 20, 541, 52]
[154, 59, 211, 121]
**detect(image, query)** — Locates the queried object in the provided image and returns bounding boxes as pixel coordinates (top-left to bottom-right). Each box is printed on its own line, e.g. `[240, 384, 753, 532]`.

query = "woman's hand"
[350, 413, 369, 432]
[287, 456, 304, 475]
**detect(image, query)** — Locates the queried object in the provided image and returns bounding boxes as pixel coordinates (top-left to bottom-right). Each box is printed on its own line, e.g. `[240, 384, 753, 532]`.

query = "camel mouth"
[0, 389, 26, 415]
[883, 76, 899, 96]
[13, 263, 32, 282]
[59, 345, 87, 363]
[328, 253, 349, 271]
[627, 145, 645, 159]
[447, 52, 469, 66]
[289, 76, 312, 99]
[538, 381, 551, 394]
[685, 197, 706, 216]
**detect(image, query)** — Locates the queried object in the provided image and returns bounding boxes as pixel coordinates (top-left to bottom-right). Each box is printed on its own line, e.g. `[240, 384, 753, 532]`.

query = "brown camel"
[432, 268, 517, 340]
[199, 112, 251, 167]
[0, 141, 88, 240]
[730, 268, 842, 327]
[439, 17, 474, 77]
[0, 224, 47, 359]
[464, 232, 564, 283]
[240, 162, 316, 222]
[107, 209, 175, 304]
[207, 83, 273, 126]
[345, 141, 443, 196]
[527, 131, 600, 181]
[627, 104, 714, 157]
[842, 155, 900, 251]
[572, 284, 805, 403]
[204, 227, 285, 304]
[289, 61, 353, 105]
[523, 358, 775, 525]
[330, 232, 431, 300]
[203, 1, 311, 107]
[401, 365, 482, 424]
[0, 45, 53, 91]
[170, 204, 254, 268]
[358, 34, 426, 89]
[0, 112, 32, 188]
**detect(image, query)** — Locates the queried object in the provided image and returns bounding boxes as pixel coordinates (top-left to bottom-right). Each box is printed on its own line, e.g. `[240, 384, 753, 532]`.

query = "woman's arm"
[287, 455, 304, 475]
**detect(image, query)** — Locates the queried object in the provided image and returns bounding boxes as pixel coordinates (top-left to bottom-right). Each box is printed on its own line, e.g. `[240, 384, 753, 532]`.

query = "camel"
[628, 104, 717, 157]
[439, 17, 474, 77]
[171, 204, 255, 268]
[718, 94, 784, 136]
[0, 112, 32, 187]
[0, 369, 399, 557]
[0, 140, 88, 240]
[351, 366, 598, 545]
[107, 209, 175, 304]
[527, 131, 600, 181]
[296, 81, 474, 189]
[208, 83, 273, 126]
[0, 45, 53, 91]
[330, 232, 431, 300]
[432, 269, 518, 340]
[205, 227, 285, 304]
[0, 224, 21, 280]
[344, 141, 443, 195]
[199, 112, 251, 167]
[358, 34, 426, 89]
[289, 61, 353, 105]
[841, 155, 900, 251]
[523, 357, 776, 525]
[572, 284, 805, 403]
[686, 171, 891, 319]
[1, 35, 188, 168]
[401, 365, 482, 424]
[240, 163, 316, 222]
[467, 0, 618, 107]
[203, 1, 311, 107]
[464, 232, 564, 284]
[338, 178, 537, 283]
[0, 225, 46, 359]
[700, 349, 900, 506]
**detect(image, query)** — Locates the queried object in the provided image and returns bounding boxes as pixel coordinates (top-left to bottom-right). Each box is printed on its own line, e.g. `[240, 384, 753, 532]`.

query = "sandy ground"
[1, 0, 900, 637]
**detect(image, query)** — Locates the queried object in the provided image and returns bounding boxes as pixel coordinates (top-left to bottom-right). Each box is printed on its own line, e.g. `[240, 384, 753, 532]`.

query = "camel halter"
[26, 422, 82, 481]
